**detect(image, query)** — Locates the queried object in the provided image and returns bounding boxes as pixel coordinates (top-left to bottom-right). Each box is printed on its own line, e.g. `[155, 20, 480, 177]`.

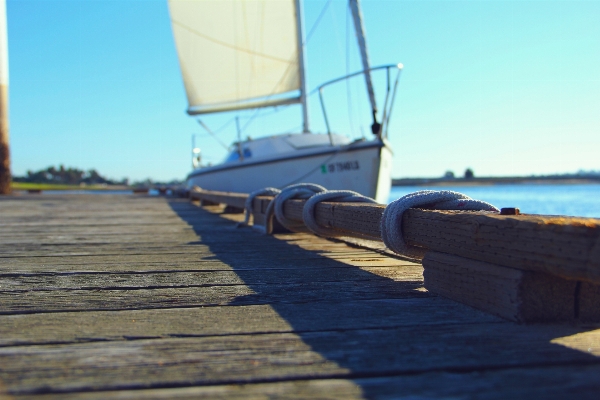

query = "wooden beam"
[283, 200, 600, 284]
[283, 199, 384, 239]
[188, 188, 600, 284]
[402, 209, 600, 284]
[580, 282, 600, 322]
[422, 251, 579, 323]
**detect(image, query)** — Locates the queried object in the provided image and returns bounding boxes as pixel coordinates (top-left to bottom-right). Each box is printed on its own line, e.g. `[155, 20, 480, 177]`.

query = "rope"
[238, 187, 281, 228]
[265, 183, 327, 234]
[241, 185, 498, 260]
[381, 190, 500, 258]
[303, 190, 378, 237]
[240, 183, 378, 238]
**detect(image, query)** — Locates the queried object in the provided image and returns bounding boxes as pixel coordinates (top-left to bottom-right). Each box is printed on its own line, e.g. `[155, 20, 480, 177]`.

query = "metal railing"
[316, 64, 403, 141]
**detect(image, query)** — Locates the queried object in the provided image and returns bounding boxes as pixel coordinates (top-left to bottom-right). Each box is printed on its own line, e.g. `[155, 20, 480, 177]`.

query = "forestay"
[168, 0, 302, 115]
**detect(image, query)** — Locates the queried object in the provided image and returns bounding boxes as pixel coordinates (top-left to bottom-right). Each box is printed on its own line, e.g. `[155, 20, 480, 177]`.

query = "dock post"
[0, 0, 10, 195]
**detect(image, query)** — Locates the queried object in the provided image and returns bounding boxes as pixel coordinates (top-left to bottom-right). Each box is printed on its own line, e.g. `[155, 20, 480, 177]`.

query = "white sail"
[168, 0, 302, 115]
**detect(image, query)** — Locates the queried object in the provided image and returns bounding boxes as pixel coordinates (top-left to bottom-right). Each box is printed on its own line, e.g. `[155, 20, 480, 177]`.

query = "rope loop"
[238, 187, 281, 228]
[265, 183, 326, 234]
[303, 190, 378, 237]
[381, 190, 499, 258]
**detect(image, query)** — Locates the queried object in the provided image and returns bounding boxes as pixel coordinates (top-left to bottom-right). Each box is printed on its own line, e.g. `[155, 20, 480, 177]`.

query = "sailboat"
[168, 0, 402, 204]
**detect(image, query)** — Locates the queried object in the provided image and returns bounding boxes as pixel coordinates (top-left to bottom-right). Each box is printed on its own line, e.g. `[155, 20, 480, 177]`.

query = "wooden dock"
[1, 193, 599, 399]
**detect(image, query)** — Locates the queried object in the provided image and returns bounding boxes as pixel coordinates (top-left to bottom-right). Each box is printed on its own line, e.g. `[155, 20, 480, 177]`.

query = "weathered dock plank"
[0, 194, 599, 398]
[0, 266, 424, 293]
[2, 323, 600, 396]
[0, 297, 498, 347]
[20, 364, 600, 400]
[0, 281, 431, 315]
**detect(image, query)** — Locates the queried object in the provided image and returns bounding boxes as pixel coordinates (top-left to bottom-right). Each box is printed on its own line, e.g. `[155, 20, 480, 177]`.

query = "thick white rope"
[303, 190, 378, 237]
[238, 187, 281, 228]
[265, 183, 327, 234]
[381, 190, 500, 258]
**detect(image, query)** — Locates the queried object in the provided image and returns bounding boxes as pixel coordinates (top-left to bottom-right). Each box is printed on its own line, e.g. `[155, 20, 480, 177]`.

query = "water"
[388, 183, 600, 218]
[39, 183, 600, 218]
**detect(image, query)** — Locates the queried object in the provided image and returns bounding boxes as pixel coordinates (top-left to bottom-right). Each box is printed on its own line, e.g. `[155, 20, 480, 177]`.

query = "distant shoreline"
[392, 176, 600, 187]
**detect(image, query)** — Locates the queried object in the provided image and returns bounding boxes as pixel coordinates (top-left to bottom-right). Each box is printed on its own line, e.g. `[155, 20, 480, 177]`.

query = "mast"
[294, 0, 310, 133]
[348, 0, 380, 135]
[0, 0, 10, 194]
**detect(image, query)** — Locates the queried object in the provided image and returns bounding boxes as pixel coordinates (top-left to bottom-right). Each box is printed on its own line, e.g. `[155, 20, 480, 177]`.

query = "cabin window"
[225, 148, 252, 162]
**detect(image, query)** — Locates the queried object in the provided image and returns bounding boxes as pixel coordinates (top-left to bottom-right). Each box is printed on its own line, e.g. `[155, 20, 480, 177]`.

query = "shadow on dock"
[168, 200, 600, 397]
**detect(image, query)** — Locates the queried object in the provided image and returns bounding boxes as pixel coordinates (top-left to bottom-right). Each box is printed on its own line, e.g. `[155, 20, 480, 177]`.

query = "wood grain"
[422, 251, 579, 322]
[0, 297, 498, 347]
[189, 189, 600, 283]
[1, 323, 599, 396]
[1, 194, 599, 398]
[14, 364, 600, 400]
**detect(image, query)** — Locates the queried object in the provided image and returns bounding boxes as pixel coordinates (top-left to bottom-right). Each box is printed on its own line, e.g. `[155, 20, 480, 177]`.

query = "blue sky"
[7, 0, 600, 182]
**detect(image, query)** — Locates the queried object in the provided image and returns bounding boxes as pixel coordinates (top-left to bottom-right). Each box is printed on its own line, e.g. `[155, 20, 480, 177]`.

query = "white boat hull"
[187, 140, 392, 204]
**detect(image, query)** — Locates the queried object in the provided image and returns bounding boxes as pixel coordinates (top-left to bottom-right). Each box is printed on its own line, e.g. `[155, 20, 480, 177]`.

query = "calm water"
[40, 184, 600, 218]
[388, 184, 600, 218]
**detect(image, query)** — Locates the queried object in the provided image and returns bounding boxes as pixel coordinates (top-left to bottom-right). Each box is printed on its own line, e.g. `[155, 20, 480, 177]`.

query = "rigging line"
[235, 0, 334, 136]
[238, 59, 299, 134]
[172, 20, 293, 64]
[304, 0, 333, 44]
[237, 0, 333, 136]
[240, 102, 291, 134]
[197, 120, 229, 150]
[237, 98, 305, 138]
[241, 103, 294, 120]
[212, 118, 237, 135]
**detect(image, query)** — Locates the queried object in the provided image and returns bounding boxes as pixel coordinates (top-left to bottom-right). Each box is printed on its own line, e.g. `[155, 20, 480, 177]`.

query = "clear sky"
[7, 0, 600, 182]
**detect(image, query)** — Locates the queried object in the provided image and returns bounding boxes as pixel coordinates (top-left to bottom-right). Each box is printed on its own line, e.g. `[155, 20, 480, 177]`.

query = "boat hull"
[187, 140, 392, 203]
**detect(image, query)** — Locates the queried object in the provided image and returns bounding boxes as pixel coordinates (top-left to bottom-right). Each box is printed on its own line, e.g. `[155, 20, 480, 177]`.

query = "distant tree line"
[439, 168, 600, 180]
[13, 165, 125, 185]
[443, 168, 474, 179]
[392, 168, 600, 186]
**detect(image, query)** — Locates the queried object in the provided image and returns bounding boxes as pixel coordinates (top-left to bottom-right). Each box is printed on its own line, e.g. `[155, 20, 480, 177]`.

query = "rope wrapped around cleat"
[381, 190, 500, 258]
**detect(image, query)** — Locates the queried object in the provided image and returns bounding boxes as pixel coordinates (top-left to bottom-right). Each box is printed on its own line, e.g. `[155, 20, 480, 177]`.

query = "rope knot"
[381, 190, 499, 258]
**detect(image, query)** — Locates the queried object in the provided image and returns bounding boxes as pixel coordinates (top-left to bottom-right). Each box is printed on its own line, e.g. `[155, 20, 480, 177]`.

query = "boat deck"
[1, 194, 599, 399]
